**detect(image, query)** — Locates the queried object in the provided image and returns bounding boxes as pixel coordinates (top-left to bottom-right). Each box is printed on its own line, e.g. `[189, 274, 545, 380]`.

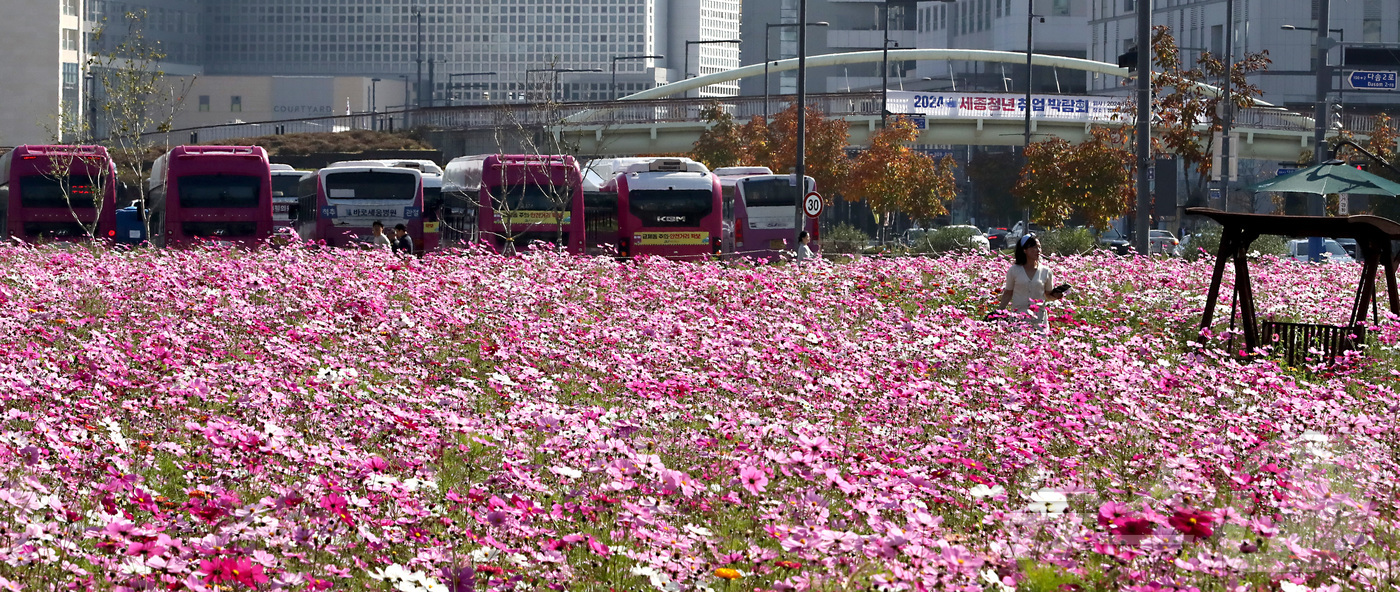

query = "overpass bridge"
[166, 48, 1380, 162]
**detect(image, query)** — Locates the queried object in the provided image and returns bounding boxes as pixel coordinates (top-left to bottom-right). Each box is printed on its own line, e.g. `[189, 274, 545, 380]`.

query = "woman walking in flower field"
[998, 233, 1065, 326]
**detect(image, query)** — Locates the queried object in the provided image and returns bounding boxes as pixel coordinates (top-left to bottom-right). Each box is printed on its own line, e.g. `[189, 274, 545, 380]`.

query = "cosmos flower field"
[0, 244, 1397, 592]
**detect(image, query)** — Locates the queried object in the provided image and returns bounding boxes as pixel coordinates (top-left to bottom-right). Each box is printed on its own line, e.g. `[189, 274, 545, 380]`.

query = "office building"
[738, 0, 1090, 100]
[199, 0, 740, 103]
[1090, 0, 1400, 110]
[0, 0, 93, 146]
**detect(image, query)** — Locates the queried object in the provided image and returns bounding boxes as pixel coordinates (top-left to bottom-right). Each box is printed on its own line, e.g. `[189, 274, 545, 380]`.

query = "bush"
[823, 223, 869, 254]
[918, 226, 985, 255]
[1179, 223, 1289, 261]
[1039, 226, 1097, 256]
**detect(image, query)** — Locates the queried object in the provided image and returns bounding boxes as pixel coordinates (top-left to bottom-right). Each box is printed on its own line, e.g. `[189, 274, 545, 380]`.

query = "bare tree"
[446, 65, 625, 254]
[83, 9, 195, 239]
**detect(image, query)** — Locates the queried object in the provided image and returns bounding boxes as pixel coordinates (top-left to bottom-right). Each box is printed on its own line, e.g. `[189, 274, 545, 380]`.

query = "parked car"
[1173, 233, 1205, 258]
[1287, 239, 1355, 263]
[1335, 238, 1359, 258]
[942, 225, 992, 251]
[1149, 230, 1180, 256]
[1087, 225, 1132, 255]
[1006, 221, 1046, 249]
[984, 227, 1009, 248]
[901, 227, 929, 247]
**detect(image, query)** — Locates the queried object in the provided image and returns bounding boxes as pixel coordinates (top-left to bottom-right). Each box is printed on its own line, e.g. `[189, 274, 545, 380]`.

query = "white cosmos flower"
[969, 484, 1004, 498]
[1026, 489, 1069, 514]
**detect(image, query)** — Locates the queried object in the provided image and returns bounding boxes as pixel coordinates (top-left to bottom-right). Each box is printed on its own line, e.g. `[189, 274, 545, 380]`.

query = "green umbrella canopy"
[1248, 160, 1400, 196]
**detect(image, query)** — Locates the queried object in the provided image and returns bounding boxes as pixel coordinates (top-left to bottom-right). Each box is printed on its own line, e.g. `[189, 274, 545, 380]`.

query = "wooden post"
[1233, 232, 1260, 352]
[1200, 226, 1241, 332]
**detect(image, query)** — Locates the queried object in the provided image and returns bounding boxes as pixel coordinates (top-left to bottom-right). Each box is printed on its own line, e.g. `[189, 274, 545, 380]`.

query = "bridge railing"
[406, 92, 887, 130]
[151, 93, 1392, 142]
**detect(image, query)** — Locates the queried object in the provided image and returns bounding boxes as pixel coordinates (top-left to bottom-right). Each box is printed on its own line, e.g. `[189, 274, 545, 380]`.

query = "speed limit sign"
[803, 191, 823, 217]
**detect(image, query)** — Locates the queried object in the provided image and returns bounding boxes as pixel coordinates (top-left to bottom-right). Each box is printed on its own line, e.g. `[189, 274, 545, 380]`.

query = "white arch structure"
[573, 48, 1279, 113]
[630, 49, 1133, 101]
[556, 49, 1318, 159]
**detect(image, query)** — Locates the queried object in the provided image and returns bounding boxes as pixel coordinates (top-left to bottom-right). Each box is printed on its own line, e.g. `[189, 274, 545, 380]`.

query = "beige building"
[0, 0, 91, 147]
[157, 76, 407, 144]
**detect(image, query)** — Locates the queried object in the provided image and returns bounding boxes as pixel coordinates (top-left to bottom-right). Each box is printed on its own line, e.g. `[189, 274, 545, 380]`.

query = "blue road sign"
[1276, 167, 1298, 176]
[1348, 71, 1397, 90]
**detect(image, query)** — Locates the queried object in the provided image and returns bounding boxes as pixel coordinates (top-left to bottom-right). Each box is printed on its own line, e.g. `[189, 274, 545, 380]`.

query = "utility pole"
[1133, 0, 1152, 254]
[1219, 0, 1233, 212]
[793, 0, 809, 255]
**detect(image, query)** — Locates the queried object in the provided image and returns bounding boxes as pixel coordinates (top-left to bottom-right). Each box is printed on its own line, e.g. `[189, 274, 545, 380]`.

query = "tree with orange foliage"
[1014, 126, 1135, 228]
[689, 102, 851, 198]
[847, 117, 958, 224]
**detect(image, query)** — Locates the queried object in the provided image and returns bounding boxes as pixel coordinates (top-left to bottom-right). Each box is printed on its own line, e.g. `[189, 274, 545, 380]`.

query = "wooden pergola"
[1188, 207, 1400, 362]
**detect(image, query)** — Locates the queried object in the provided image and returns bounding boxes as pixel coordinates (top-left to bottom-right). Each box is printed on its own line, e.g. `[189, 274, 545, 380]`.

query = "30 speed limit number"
[803, 192, 823, 217]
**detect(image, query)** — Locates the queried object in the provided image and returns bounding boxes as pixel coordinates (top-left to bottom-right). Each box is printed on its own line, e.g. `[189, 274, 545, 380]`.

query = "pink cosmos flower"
[738, 465, 768, 494]
[1167, 508, 1214, 539]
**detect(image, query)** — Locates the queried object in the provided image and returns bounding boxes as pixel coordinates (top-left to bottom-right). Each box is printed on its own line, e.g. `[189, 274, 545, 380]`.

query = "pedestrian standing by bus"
[367, 221, 392, 249]
[391, 223, 414, 256]
[997, 234, 1065, 327]
[796, 231, 815, 265]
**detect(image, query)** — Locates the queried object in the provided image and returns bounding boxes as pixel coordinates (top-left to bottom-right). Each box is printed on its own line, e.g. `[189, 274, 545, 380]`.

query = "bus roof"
[1, 145, 113, 178]
[443, 154, 578, 193]
[149, 145, 269, 189]
[318, 165, 422, 180]
[712, 166, 773, 177]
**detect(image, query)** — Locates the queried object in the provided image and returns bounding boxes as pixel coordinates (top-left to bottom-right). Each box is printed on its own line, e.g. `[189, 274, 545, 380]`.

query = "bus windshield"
[178, 175, 262, 208]
[492, 184, 569, 211]
[19, 176, 99, 208]
[325, 171, 418, 201]
[271, 175, 302, 199]
[740, 178, 801, 208]
[628, 189, 713, 227]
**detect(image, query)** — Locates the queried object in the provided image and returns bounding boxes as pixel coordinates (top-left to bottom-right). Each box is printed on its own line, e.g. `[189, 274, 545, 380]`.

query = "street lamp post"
[611, 55, 664, 101]
[882, 1, 954, 127]
[684, 40, 741, 98]
[414, 7, 424, 109]
[527, 68, 604, 103]
[1023, 3, 1043, 154]
[447, 72, 496, 106]
[766, 22, 828, 121]
[370, 78, 381, 130]
[399, 75, 409, 129]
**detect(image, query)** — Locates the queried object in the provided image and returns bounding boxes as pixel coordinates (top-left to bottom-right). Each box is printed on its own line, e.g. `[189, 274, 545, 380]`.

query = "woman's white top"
[1003, 264, 1054, 324]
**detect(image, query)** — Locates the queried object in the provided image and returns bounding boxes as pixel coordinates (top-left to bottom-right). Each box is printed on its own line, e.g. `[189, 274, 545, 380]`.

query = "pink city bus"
[295, 162, 424, 252]
[441, 154, 584, 254]
[0, 145, 118, 242]
[713, 167, 819, 261]
[147, 146, 275, 248]
[270, 164, 310, 229]
[614, 158, 721, 260]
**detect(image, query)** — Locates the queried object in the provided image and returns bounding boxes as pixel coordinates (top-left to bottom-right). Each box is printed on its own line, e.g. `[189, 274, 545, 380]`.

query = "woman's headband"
[1019, 234, 1034, 247]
